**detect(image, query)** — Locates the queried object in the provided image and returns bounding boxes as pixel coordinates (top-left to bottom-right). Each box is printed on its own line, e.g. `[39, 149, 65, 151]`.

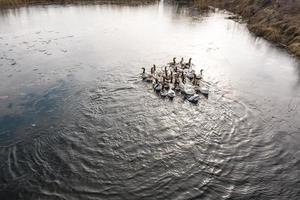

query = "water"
[0, 1, 300, 199]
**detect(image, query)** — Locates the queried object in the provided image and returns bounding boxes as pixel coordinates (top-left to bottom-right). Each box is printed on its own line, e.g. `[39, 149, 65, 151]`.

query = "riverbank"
[195, 0, 300, 58]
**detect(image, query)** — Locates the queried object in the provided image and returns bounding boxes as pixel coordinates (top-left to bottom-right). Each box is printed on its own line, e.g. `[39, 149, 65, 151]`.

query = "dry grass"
[194, 0, 300, 57]
[289, 42, 300, 57]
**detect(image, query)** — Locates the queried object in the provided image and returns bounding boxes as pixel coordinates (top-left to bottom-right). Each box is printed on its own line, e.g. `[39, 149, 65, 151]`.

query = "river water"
[0, 1, 299, 199]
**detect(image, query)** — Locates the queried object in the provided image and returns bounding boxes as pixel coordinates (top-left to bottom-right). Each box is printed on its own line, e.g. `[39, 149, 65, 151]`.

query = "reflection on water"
[0, 1, 300, 199]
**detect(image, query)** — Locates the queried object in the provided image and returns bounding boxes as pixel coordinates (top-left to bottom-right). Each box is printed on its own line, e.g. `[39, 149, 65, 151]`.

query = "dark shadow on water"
[0, 80, 73, 147]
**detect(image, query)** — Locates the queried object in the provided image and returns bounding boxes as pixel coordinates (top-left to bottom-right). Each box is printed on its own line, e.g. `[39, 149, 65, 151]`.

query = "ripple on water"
[1, 3, 300, 199]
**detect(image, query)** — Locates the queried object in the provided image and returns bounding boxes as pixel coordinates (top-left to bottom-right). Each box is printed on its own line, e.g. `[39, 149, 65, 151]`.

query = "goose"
[182, 85, 195, 96]
[199, 86, 209, 95]
[173, 77, 181, 91]
[169, 57, 176, 67]
[192, 74, 198, 86]
[176, 65, 183, 73]
[162, 77, 170, 90]
[153, 78, 162, 92]
[181, 71, 186, 84]
[167, 88, 176, 98]
[164, 66, 168, 78]
[160, 85, 168, 97]
[141, 67, 153, 82]
[172, 57, 176, 65]
[183, 58, 192, 68]
[141, 67, 147, 79]
[168, 71, 174, 83]
[151, 64, 157, 76]
[196, 69, 204, 80]
[194, 82, 209, 96]
[186, 69, 195, 80]
[187, 94, 200, 103]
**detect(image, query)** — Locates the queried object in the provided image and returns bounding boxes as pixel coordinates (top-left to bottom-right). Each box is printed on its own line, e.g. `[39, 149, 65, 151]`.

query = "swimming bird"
[160, 85, 168, 97]
[182, 84, 195, 96]
[173, 77, 181, 91]
[186, 69, 195, 80]
[141, 67, 152, 82]
[183, 58, 192, 68]
[187, 94, 200, 103]
[167, 88, 176, 98]
[153, 78, 162, 92]
[169, 57, 176, 67]
[172, 57, 176, 65]
[180, 71, 186, 84]
[194, 82, 209, 95]
[199, 87, 209, 95]
[162, 77, 170, 90]
[192, 74, 198, 86]
[196, 69, 204, 80]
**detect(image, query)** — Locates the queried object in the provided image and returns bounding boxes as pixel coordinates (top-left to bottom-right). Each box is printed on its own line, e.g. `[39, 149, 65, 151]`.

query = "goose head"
[200, 69, 204, 75]
[180, 57, 184, 64]
[153, 64, 156, 71]
[164, 67, 168, 77]
[173, 57, 176, 64]
[188, 58, 192, 66]
[142, 67, 145, 74]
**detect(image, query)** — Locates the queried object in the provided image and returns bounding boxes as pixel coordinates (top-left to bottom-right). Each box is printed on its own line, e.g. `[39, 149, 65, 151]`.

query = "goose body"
[178, 81, 185, 92]
[160, 86, 168, 97]
[188, 94, 200, 103]
[199, 87, 209, 95]
[154, 83, 162, 92]
[167, 89, 176, 98]
[195, 84, 209, 95]
[153, 79, 162, 92]
[182, 85, 195, 96]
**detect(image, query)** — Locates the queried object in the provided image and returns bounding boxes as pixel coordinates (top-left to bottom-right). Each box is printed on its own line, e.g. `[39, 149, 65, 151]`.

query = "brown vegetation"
[195, 0, 300, 57]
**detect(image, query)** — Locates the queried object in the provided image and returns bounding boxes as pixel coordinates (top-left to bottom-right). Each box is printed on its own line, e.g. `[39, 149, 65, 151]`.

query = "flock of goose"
[141, 57, 209, 103]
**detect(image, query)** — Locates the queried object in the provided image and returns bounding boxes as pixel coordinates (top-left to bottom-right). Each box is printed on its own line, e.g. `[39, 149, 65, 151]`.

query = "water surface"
[0, 1, 300, 199]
